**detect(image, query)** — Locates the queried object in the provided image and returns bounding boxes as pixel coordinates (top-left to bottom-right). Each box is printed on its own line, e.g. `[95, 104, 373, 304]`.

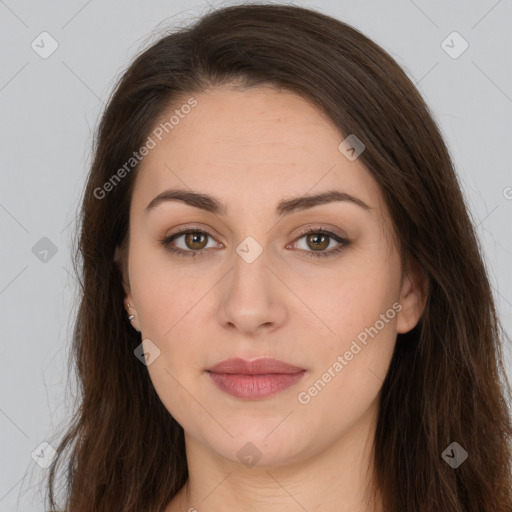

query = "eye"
[290, 227, 350, 259]
[159, 228, 222, 258]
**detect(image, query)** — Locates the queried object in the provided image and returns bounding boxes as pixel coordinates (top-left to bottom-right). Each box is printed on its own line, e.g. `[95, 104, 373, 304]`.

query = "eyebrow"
[144, 188, 371, 217]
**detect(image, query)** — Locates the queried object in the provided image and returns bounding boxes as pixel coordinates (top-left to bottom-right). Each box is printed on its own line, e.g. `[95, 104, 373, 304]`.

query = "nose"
[215, 243, 288, 336]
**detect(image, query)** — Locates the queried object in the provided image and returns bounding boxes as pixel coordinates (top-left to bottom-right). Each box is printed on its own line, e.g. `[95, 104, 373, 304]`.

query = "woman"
[46, 3, 512, 511]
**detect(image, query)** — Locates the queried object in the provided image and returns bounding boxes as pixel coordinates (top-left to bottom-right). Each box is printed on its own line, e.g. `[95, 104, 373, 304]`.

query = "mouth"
[205, 357, 307, 400]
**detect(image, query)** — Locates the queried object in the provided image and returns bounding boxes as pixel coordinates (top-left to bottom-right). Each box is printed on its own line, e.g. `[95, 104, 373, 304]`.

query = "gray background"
[1, 0, 511, 510]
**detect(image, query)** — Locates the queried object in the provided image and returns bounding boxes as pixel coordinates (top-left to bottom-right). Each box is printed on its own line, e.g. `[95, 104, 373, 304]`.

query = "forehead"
[132, 85, 384, 217]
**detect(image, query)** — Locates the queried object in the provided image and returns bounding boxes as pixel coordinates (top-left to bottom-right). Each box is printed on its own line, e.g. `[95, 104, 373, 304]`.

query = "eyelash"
[159, 226, 350, 260]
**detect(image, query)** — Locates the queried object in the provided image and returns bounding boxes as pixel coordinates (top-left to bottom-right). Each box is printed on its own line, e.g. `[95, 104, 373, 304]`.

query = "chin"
[204, 426, 314, 468]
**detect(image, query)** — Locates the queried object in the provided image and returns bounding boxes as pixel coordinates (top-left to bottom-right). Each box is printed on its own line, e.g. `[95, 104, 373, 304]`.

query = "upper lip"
[206, 357, 305, 375]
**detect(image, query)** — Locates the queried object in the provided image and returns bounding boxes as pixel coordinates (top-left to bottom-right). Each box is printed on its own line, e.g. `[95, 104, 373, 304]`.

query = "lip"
[207, 357, 305, 374]
[206, 357, 306, 399]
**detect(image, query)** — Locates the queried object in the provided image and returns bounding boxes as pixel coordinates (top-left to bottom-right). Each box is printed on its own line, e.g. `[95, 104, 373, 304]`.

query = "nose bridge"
[216, 231, 287, 333]
[230, 233, 273, 302]
[227, 201, 273, 281]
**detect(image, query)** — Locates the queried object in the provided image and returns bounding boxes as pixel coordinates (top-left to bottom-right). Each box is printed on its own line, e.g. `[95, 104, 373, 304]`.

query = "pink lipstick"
[206, 357, 306, 399]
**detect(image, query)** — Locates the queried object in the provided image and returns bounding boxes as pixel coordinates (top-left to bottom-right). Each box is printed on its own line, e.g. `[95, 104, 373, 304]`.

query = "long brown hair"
[44, 4, 512, 511]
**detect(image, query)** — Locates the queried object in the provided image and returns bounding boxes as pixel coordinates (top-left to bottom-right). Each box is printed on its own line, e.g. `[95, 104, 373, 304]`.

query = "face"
[118, 85, 425, 467]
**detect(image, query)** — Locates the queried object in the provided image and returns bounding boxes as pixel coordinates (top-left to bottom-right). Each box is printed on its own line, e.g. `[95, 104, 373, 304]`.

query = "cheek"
[129, 240, 208, 338]
[128, 241, 212, 380]
[292, 244, 400, 396]
[129, 255, 206, 428]
[295, 253, 399, 342]
[295, 312, 397, 438]
[144, 358, 203, 437]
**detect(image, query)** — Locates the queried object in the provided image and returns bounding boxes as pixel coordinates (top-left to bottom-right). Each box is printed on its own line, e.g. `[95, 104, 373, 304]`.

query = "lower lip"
[207, 371, 306, 399]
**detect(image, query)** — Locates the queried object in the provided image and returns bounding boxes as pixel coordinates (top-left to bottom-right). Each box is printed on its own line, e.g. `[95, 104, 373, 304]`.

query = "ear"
[114, 244, 130, 294]
[396, 258, 429, 334]
[114, 245, 141, 332]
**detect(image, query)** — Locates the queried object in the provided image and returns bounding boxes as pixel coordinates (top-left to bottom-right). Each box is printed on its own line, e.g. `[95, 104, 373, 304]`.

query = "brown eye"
[184, 232, 208, 250]
[305, 233, 330, 251]
[160, 228, 222, 258]
[292, 228, 350, 259]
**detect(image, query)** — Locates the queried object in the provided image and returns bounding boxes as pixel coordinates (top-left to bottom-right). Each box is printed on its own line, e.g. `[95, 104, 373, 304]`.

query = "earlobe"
[396, 259, 429, 334]
[125, 301, 141, 334]
[115, 244, 140, 333]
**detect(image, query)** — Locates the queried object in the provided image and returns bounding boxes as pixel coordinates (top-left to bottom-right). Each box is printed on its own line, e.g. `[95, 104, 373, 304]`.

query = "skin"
[116, 85, 427, 512]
